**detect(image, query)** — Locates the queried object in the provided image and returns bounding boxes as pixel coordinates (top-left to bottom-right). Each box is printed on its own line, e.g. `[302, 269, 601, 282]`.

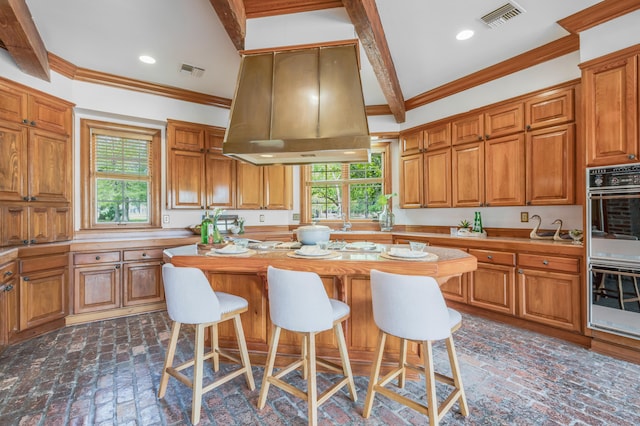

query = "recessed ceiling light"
[139, 55, 156, 64]
[456, 30, 474, 41]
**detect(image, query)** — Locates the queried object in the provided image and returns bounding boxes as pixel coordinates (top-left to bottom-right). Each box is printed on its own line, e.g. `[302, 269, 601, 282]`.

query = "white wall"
[580, 10, 640, 62]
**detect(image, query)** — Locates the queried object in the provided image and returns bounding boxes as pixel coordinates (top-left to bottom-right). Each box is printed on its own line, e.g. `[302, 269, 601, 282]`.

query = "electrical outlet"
[520, 212, 529, 222]
[259, 214, 265, 222]
[292, 213, 300, 221]
[162, 215, 170, 224]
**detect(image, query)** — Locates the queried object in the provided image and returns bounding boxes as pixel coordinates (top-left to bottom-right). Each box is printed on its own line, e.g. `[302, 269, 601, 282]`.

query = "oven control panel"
[588, 164, 640, 188]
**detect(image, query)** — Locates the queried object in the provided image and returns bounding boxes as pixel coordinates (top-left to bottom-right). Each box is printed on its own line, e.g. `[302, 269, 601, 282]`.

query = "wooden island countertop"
[164, 243, 477, 374]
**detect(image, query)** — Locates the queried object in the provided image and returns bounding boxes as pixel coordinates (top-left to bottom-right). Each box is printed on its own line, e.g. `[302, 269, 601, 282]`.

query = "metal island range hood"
[222, 43, 371, 166]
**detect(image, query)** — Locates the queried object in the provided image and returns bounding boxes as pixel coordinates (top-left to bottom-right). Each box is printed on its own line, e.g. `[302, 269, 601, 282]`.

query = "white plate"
[345, 242, 377, 250]
[387, 249, 430, 258]
[214, 246, 249, 254]
[294, 249, 331, 257]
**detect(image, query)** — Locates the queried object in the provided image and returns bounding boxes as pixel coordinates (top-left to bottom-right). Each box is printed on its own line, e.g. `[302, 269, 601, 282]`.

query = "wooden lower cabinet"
[517, 253, 581, 332]
[440, 273, 467, 303]
[469, 262, 516, 315]
[71, 247, 165, 320]
[18, 250, 68, 334]
[0, 258, 19, 349]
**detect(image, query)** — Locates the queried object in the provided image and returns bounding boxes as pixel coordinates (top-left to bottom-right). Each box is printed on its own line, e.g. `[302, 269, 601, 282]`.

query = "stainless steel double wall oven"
[587, 164, 640, 339]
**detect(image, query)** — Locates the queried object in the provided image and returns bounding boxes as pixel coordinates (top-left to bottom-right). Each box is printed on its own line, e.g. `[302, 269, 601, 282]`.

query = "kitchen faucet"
[341, 214, 352, 232]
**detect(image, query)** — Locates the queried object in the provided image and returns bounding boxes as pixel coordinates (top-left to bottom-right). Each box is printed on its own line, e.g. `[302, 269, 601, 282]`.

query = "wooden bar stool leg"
[307, 332, 318, 426]
[398, 338, 408, 389]
[302, 334, 308, 380]
[446, 336, 468, 416]
[258, 326, 281, 409]
[423, 340, 438, 426]
[210, 323, 219, 372]
[363, 329, 386, 418]
[192, 324, 206, 425]
[334, 322, 357, 401]
[233, 313, 255, 390]
[618, 274, 626, 310]
[158, 321, 181, 398]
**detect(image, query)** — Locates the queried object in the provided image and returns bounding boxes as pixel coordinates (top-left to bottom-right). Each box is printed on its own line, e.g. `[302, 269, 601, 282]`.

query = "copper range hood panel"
[223, 44, 371, 165]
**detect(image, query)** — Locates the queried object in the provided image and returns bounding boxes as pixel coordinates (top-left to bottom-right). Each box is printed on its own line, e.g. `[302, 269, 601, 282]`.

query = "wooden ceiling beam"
[0, 0, 49, 81]
[342, 0, 405, 123]
[209, 0, 247, 50]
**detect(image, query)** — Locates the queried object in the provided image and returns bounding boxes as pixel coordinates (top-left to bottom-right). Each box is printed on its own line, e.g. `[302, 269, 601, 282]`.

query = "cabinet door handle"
[526, 125, 531, 131]
[629, 154, 636, 160]
[31, 239, 37, 244]
[30, 196, 37, 201]
[518, 269, 523, 274]
[23, 276, 30, 281]
[4, 284, 14, 292]
[95, 256, 101, 260]
[3, 271, 12, 277]
[22, 118, 29, 124]
[142, 253, 147, 257]
[487, 255, 493, 260]
[115, 265, 121, 269]
[23, 240, 29, 245]
[23, 196, 30, 201]
[30, 121, 36, 126]
[485, 134, 490, 139]
[477, 136, 483, 141]
[542, 260, 549, 265]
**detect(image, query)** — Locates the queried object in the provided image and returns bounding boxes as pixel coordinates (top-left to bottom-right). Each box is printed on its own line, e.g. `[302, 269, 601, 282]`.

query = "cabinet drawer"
[517, 253, 579, 273]
[1, 262, 17, 284]
[123, 248, 163, 261]
[469, 249, 515, 266]
[74, 251, 121, 265]
[20, 254, 68, 273]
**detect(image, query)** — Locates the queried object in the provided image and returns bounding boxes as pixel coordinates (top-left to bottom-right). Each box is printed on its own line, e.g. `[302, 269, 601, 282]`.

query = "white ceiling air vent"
[481, 1, 526, 29]
[179, 63, 205, 77]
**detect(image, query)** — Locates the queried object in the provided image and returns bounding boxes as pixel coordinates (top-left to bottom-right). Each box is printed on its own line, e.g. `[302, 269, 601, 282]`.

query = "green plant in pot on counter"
[458, 219, 471, 230]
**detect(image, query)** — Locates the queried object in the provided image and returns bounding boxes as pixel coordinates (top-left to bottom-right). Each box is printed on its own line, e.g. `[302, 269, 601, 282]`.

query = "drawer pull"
[487, 255, 493, 260]
[142, 253, 147, 257]
[23, 276, 30, 281]
[4, 284, 14, 292]
[3, 271, 12, 277]
[95, 256, 101, 260]
[542, 260, 549, 265]
[115, 265, 121, 269]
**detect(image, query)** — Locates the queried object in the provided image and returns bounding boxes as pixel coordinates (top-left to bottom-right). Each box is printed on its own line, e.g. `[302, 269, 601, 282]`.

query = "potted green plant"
[458, 219, 471, 230]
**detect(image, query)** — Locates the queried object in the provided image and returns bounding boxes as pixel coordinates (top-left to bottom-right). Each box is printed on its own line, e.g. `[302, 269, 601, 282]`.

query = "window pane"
[349, 183, 383, 219]
[349, 152, 382, 179]
[311, 163, 342, 181]
[95, 135, 149, 176]
[310, 184, 343, 220]
[96, 178, 149, 223]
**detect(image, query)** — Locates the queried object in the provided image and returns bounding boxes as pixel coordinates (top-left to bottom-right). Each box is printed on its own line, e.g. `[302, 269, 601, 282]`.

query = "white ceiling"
[24, 0, 602, 109]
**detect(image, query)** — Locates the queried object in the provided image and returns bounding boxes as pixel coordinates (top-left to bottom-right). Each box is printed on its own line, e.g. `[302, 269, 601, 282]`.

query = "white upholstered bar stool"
[158, 264, 255, 424]
[257, 266, 357, 426]
[363, 269, 468, 426]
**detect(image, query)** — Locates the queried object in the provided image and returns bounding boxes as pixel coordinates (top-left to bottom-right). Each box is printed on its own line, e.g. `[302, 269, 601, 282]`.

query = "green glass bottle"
[201, 211, 211, 244]
[473, 211, 483, 233]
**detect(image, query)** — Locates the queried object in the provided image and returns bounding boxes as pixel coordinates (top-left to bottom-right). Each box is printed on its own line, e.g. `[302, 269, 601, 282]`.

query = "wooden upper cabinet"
[169, 150, 205, 209]
[583, 51, 639, 166]
[236, 162, 263, 210]
[424, 122, 451, 151]
[206, 129, 224, 152]
[0, 78, 72, 135]
[205, 152, 236, 208]
[424, 148, 451, 208]
[452, 113, 484, 145]
[484, 102, 524, 139]
[485, 134, 525, 206]
[237, 163, 292, 210]
[526, 124, 575, 206]
[166, 120, 236, 209]
[28, 129, 71, 203]
[399, 153, 423, 208]
[167, 119, 205, 151]
[525, 88, 574, 131]
[452, 141, 484, 207]
[400, 130, 423, 156]
[0, 121, 28, 201]
[263, 165, 292, 210]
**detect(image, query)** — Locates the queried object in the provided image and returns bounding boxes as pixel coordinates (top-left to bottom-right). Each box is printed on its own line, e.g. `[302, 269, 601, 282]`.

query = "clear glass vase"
[211, 222, 223, 244]
[379, 205, 394, 231]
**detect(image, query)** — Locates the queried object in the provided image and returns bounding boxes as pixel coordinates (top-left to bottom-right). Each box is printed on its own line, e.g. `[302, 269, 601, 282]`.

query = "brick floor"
[1, 311, 639, 425]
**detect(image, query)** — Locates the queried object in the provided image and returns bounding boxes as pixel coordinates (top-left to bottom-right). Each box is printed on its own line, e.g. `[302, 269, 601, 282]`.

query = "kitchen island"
[164, 243, 477, 374]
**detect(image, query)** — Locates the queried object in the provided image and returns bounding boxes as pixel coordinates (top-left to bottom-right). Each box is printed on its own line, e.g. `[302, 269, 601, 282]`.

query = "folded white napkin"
[389, 248, 412, 257]
[299, 246, 324, 254]
[217, 244, 242, 253]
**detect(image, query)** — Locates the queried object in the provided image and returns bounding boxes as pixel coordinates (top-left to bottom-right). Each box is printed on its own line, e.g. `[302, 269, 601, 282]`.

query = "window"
[80, 119, 161, 229]
[302, 143, 391, 224]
